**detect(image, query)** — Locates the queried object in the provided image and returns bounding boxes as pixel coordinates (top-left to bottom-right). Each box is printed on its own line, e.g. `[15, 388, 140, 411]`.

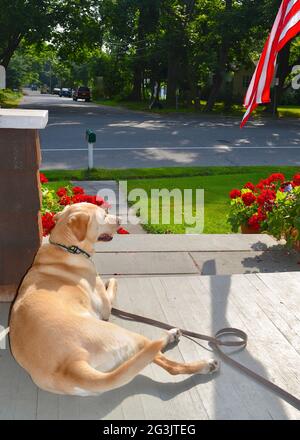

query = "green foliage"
[3, 0, 300, 108]
[227, 191, 259, 233]
[0, 88, 22, 107]
[267, 187, 300, 246]
[41, 182, 71, 214]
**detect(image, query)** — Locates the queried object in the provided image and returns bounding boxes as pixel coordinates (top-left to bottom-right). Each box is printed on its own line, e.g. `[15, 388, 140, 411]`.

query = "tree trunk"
[0, 34, 23, 68]
[129, 64, 143, 101]
[274, 42, 292, 114]
[166, 50, 178, 106]
[128, 6, 145, 102]
[204, 71, 224, 112]
[264, 42, 291, 115]
[204, 0, 232, 112]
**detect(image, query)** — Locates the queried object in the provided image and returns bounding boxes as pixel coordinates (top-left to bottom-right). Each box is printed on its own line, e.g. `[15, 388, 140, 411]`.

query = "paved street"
[21, 92, 300, 169]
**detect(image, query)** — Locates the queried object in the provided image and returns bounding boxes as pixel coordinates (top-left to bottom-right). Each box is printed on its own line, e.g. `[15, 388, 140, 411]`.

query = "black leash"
[111, 307, 300, 411]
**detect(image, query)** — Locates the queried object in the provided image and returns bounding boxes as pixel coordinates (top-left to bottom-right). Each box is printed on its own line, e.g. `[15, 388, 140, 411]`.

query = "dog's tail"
[64, 338, 165, 395]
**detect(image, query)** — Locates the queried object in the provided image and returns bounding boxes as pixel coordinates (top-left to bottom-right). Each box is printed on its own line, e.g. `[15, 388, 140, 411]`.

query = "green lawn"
[41, 166, 300, 234]
[125, 170, 299, 234]
[0, 89, 23, 108]
[95, 98, 300, 118]
[42, 166, 299, 182]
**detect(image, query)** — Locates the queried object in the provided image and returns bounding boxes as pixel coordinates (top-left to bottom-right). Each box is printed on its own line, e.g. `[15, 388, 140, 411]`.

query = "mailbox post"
[86, 129, 96, 169]
[0, 109, 48, 301]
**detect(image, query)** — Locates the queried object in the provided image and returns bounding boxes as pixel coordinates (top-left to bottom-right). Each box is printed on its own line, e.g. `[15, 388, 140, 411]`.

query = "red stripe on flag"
[261, 1, 289, 103]
[241, 0, 300, 127]
[278, 20, 300, 49]
[240, 97, 258, 129]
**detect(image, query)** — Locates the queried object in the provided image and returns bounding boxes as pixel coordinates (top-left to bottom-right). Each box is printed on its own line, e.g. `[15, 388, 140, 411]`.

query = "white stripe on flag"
[244, 58, 261, 107]
[280, 10, 300, 42]
[256, 2, 284, 103]
[285, 0, 298, 17]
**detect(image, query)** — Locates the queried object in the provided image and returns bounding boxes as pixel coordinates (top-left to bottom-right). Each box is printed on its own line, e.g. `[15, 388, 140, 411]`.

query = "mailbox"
[86, 129, 96, 144]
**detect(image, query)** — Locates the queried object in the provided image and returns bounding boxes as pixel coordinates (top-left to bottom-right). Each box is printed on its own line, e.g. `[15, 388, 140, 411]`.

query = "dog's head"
[51, 203, 121, 246]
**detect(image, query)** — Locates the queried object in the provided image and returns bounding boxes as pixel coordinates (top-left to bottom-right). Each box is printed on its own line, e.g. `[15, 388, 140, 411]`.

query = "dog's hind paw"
[207, 359, 220, 374]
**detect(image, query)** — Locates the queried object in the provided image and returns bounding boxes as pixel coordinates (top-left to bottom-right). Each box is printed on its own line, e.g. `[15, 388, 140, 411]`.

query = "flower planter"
[241, 224, 260, 234]
[287, 228, 300, 252]
[294, 241, 300, 252]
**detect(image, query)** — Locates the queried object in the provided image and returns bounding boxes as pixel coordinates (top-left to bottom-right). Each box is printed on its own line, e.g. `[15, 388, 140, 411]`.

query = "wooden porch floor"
[0, 272, 299, 420]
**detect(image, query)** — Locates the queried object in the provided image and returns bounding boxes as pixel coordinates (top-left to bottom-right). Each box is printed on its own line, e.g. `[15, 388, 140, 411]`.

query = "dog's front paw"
[106, 278, 118, 301]
[167, 328, 182, 345]
[202, 359, 220, 374]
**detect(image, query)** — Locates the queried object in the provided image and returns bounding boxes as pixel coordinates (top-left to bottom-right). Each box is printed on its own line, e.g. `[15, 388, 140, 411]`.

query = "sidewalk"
[72, 180, 145, 235]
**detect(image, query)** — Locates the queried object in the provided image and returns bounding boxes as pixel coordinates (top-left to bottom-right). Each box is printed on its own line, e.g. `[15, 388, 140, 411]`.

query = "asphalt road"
[20, 92, 300, 169]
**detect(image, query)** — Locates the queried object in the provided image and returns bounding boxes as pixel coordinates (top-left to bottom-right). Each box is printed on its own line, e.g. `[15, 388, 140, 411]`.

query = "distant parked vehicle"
[59, 88, 72, 98]
[52, 87, 61, 95]
[72, 86, 91, 102]
[41, 85, 49, 94]
[31, 84, 38, 91]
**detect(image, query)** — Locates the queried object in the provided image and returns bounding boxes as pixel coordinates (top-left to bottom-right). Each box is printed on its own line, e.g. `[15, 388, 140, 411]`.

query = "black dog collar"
[49, 239, 91, 259]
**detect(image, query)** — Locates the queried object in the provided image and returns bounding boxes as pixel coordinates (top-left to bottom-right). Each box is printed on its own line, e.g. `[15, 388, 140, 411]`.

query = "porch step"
[94, 234, 299, 277]
[96, 233, 280, 252]
[43, 234, 299, 277]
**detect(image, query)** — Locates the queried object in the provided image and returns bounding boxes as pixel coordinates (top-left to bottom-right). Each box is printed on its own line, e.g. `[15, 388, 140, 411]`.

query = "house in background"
[232, 64, 256, 100]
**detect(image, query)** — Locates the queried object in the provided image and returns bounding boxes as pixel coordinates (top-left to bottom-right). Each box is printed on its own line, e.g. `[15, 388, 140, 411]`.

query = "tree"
[0, 0, 60, 68]
[0, 0, 103, 68]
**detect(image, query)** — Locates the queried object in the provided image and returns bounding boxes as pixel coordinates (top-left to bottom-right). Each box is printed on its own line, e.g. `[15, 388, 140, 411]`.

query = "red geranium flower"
[229, 189, 241, 199]
[83, 195, 96, 204]
[293, 173, 300, 186]
[244, 182, 255, 191]
[267, 173, 285, 184]
[248, 214, 261, 231]
[59, 195, 71, 206]
[40, 173, 48, 184]
[95, 196, 105, 206]
[117, 227, 129, 234]
[42, 212, 55, 236]
[256, 189, 276, 207]
[56, 187, 67, 197]
[257, 207, 267, 221]
[255, 179, 269, 191]
[72, 194, 85, 204]
[241, 192, 256, 206]
[72, 186, 85, 195]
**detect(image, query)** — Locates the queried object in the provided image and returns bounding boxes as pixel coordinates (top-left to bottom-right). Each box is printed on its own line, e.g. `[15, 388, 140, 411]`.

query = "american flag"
[241, 0, 300, 128]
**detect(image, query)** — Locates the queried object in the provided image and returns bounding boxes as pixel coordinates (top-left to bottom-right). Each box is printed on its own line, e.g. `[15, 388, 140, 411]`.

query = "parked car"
[52, 87, 61, 95]
[72, 86, 91, 102]
[59, 88, 72, 98]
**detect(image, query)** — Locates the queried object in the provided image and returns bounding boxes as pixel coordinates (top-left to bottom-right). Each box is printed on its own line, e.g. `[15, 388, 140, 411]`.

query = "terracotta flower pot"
[294, 241, 300, 252]
[289, 228, 300, 252]
[241, 224, 260, 234]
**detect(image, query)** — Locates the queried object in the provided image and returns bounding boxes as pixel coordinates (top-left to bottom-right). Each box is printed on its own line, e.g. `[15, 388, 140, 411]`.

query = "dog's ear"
[68, 212, 90, 242]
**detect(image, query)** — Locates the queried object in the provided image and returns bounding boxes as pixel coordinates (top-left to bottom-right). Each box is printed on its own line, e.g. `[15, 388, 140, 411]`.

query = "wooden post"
[0, 109, 48, 301]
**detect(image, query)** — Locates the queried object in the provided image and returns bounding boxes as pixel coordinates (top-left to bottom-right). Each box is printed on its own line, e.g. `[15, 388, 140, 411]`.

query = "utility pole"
[49, 62, 52, 93]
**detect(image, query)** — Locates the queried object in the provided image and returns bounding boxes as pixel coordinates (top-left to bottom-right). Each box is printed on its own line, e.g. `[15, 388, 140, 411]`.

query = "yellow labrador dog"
[9, 202, 219, 396]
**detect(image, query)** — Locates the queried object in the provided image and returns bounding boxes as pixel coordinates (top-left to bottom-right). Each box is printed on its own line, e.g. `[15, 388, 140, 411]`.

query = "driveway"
[20, 92, 300, 169]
